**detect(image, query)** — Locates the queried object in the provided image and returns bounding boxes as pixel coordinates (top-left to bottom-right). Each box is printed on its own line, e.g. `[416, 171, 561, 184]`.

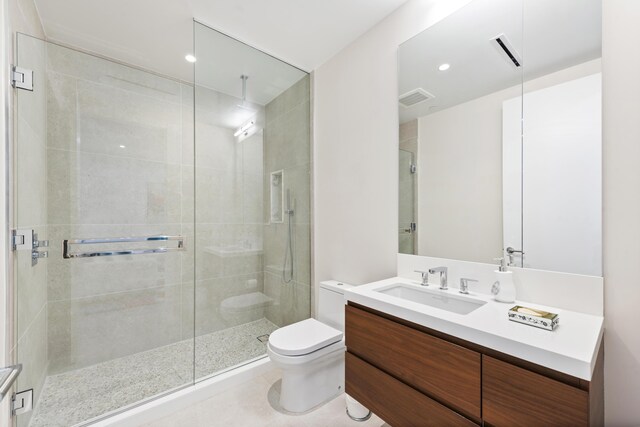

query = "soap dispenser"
[491, 257, 516, 303]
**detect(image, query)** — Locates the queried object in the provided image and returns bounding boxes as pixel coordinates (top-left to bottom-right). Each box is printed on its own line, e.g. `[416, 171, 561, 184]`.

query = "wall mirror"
[398, 0, 602, 276]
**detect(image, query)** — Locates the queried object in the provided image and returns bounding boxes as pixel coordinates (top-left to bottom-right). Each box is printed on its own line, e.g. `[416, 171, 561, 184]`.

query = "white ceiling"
[34, 0, 408, 86]
[398, 0, 602, 123]
[193, 22, 308, 106]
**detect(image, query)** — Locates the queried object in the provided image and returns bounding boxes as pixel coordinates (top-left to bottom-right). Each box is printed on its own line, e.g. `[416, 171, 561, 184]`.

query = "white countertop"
[344, 277, 604, 381]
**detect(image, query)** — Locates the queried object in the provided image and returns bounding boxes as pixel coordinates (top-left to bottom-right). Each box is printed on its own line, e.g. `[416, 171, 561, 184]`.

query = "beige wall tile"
[47, 149, 183, 225]
[15, 304, 47, 427]
[16, 226, 47, 339]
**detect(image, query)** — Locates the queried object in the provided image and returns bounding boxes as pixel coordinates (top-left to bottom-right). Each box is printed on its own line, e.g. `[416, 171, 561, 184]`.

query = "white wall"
[603, 1, 640, 425]
[506, 74, 602, 276]
[418, 89, 505, 263]
[313, 0, 472, 293]
[315, 0, 640, 423]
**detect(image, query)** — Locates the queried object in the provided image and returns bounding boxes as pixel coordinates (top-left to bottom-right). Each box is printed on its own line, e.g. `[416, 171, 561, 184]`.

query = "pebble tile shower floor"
[29, 319, 278, 427]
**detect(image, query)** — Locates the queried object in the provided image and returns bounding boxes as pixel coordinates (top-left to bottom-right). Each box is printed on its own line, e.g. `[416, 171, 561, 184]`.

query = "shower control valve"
[32, 233, 49, 249]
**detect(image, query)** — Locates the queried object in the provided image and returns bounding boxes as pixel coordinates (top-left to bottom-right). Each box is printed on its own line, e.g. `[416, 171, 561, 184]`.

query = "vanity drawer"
[346, 352, 477, 427]
[483, 356, 589, 427]
[345, 305, 481, 420]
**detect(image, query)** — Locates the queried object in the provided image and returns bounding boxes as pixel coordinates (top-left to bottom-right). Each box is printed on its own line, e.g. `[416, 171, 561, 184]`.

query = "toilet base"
[273, 346, 345, 413]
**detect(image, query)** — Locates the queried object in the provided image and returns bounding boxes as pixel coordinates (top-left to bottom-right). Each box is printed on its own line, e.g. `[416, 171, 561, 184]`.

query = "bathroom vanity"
[344, 278, 604, 427]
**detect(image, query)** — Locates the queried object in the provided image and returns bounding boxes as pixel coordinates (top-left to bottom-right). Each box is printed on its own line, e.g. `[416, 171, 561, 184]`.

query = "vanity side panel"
[345, 305, 482, 420]
[588, 343, 604, 427]
[482, 355, 589, 427]
[345, 352, 477, 427]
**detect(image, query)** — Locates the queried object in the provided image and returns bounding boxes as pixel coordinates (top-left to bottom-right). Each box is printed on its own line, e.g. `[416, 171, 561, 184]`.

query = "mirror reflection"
[398, 0, 602, 276]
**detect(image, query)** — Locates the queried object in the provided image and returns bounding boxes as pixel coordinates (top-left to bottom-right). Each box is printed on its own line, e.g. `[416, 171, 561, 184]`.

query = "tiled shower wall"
[263, 76, 311, 327]
[14, 35, 48, 427]
[44, 43, 195, 374]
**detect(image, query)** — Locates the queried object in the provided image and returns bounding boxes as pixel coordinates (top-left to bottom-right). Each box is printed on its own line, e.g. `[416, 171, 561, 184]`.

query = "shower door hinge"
[11, 229, 32, 251]
[11, 66, 33, 91]
[12, 389, 33, 416]
[410, 222, 416, 233]
[11, 229, 48, 266]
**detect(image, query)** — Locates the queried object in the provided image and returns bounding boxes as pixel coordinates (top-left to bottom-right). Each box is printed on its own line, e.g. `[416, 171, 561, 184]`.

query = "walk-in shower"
[12, 21, 311, 427]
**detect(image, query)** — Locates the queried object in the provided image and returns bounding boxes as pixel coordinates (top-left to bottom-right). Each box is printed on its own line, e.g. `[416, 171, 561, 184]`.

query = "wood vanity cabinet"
[345, 303, 604, 427]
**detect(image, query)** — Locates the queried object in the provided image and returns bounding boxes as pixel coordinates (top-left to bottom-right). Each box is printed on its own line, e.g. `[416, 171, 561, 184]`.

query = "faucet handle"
[459, 278, 478, 294]
[414, 270, 430, 286]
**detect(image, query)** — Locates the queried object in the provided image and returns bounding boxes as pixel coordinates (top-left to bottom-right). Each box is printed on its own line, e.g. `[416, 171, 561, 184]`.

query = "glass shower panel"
[194, 22, 311, 381]
[14, 34, 195, 427]
[399, 149, 416, 254]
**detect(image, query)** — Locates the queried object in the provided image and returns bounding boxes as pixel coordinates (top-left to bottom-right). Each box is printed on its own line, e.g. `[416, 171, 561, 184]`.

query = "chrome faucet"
[428, 267, 448, 290]
[459, 278, 478, 294]
[414, 270, 430, 286]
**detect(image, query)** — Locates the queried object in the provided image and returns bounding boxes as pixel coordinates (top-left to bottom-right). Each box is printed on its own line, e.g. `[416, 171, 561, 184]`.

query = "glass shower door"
[13, 34, 195, 427]
[399, 149, 416, 254]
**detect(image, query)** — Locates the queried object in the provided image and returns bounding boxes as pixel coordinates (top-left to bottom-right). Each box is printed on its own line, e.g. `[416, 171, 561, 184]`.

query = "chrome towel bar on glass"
[63, 235, 185, 259]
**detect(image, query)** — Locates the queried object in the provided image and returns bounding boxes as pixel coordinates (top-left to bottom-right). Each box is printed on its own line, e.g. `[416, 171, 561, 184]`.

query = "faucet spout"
[428, 267, 448, 290]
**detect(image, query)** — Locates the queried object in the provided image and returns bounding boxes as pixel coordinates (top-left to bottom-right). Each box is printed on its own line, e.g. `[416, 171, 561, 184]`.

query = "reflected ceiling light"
[438, 63, 450, 71]
[119, 145, 126, 148]
[185, 54, 197, 63]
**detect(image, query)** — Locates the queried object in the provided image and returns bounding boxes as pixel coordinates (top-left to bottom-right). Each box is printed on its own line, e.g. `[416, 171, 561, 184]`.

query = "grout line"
[15, 300, 47, 349]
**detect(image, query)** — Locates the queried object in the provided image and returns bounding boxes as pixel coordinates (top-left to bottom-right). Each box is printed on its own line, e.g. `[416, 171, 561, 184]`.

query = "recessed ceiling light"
[119, 145, 126, 149]
[185, 54, 197, 63]
[438, 63, 450, 71]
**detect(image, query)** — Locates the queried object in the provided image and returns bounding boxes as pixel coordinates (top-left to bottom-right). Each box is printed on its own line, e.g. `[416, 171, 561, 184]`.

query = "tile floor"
[142, 367, 388, 427]
[29, 319, 278, 427]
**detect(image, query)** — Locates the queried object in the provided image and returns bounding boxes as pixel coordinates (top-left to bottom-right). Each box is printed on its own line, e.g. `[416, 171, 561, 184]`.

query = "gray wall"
[263, 75, 311, 327]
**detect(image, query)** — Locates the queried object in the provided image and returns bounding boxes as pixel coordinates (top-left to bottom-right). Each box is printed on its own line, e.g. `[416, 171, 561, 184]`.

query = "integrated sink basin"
[376, 283, 487, 315]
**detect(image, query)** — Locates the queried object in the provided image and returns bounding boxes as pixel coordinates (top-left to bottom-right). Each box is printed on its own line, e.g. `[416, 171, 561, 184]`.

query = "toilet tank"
[318, 281, 353, 332]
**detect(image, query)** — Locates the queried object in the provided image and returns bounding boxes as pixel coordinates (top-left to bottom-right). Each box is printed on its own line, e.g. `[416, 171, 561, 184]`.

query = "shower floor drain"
[256, 334, 270, 343]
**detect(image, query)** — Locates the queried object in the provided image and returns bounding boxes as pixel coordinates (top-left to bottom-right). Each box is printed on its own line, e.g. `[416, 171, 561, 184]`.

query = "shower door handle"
[63, 235, 185, 259]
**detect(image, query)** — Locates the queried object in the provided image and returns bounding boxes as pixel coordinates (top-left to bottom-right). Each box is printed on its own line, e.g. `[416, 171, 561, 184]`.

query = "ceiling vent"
[399, 88, 434, 108]
[491, 33, 522, 68]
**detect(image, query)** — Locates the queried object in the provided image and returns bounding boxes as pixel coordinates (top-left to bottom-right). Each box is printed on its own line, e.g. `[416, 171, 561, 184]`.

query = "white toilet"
[267, 281, 366, 415]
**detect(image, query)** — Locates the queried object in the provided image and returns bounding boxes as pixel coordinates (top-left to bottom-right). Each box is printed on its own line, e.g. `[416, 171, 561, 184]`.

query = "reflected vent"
[491, 33, 522, 68]
[399, 88, 434, 107]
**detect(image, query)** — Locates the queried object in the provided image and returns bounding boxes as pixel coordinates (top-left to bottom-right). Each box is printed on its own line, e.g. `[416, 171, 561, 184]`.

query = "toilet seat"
[268, 318, 343, 356]
[267, 339, 345, 366]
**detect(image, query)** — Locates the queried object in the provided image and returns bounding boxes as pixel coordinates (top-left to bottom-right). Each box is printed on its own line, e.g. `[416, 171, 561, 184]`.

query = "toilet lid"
[268, 318, 343, 356]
